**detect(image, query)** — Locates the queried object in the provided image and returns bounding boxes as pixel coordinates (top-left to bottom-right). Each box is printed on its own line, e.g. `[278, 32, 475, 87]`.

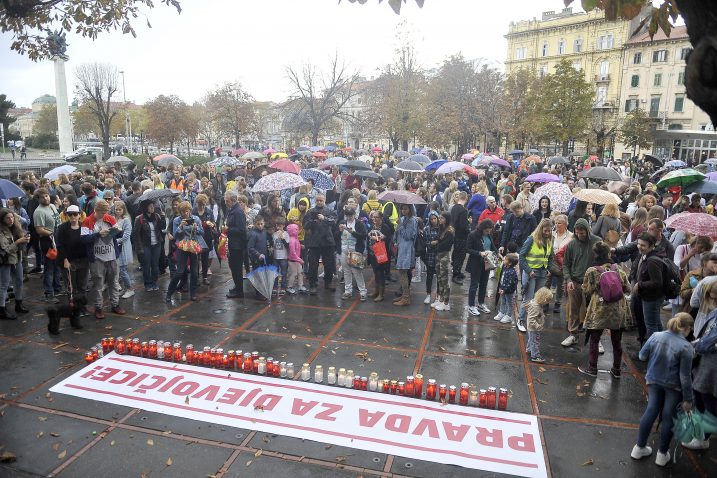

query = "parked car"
[64, 147, 104, 163]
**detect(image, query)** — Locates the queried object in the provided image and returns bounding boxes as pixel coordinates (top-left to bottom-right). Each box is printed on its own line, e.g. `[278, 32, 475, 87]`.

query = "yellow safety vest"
[381, 201, 398, 228]
[525, 239, 552, 269]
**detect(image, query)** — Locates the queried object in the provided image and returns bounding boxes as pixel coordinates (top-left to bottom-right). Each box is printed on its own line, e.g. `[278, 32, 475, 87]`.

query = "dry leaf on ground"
[582, 458, 594, 466]
[166, 457, 173, 466]
[254, 450, 262, 458]
[57, 450, 66, 459]
[147, 439, 154, 446]
[0, 452, 16, 463]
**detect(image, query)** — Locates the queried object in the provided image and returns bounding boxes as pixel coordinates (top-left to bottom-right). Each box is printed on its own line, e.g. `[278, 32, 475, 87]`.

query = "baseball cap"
[66, 205, 80, 213]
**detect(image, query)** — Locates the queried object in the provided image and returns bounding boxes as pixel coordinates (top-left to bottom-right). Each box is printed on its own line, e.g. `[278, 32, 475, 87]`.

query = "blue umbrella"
[310, 146, 323, 152]
[425, 160, 447, 172]
[684, 180, 717, 195]
[665, 160, 687, 168]
[0, 178, 24, 199]
[296, 146, 310, 152]
[247, 260, 280, 304]
[410, 147, 422, 154]
[326, 145, 337, 152]
[393, 150, 409, 158]
[300, 168, 335, 190]
[508, 150, 524, 155]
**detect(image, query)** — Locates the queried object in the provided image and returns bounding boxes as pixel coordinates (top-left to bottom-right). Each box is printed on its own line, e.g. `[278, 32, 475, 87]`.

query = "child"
[526, 287, 554, 363]
[247, 216, 270, 297]
[495, 253, 519, 325]
[286, 223, 305, 294]
[272, 217, 289, 296]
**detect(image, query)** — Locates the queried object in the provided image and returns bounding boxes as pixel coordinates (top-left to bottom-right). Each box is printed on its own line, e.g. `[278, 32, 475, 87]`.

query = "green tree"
[1, 0, 181, 61]
[33, 104, 57, 135]
[500, 69, 538, 153]
[528, 59, 593, 155]
[0, 93, 21, 140]
[619, 108, 654, 152]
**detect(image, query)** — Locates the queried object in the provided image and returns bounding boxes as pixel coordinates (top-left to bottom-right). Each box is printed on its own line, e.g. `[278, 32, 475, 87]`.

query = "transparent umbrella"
[247, 261, 280, 303]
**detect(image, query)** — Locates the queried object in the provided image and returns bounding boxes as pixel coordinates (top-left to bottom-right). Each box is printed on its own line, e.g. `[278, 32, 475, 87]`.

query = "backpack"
[648, 256, 681, 300]
[414, 228, 426, 259]
[595, 265, 623, 303]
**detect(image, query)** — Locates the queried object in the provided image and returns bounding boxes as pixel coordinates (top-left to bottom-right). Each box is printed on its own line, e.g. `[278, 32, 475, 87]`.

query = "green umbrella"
[656, 168, 706, 189]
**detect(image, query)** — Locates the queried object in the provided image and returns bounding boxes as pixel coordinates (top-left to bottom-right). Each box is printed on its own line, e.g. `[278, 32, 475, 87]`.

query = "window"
[515, 47, 526, 60]
[572, 60, 582, 71]
[633, 52, 642, 64]
[596, 86, 607, 105]
[606, 34, 614, 48]
[654, 73, 662, 86]
[600, 60, 610, 76]
[674, 95, 685, 112]
[539, 64, 549, 77]
[558, 39, 565, 55]
[542, 42, 549, 57]
[650, 96, 661, 116]
[680, 48, 691, 60]
[597, 34, 614, 50]
[625, 98, 639, 112]
[630, 75, 639, 87]
[653, 49, 668, 62]
[574, 38, 582, 53]
[678, 69, 685, 85]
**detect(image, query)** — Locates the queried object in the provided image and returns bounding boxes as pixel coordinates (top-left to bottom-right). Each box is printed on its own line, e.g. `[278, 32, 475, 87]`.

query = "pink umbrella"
[263, 148, 276, 155]
[371, 147, 383, 153]
[313, 151, 327, 158]
[665, 212, 717, 238]
[707, 172, 717, 181]
[269, 159, 301, 174]
[233, 148, 248, 156]
[462, 153, 475, 160]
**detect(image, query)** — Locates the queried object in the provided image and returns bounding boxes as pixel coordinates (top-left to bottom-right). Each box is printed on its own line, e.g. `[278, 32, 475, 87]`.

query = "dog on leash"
[47, 297, 87, 335]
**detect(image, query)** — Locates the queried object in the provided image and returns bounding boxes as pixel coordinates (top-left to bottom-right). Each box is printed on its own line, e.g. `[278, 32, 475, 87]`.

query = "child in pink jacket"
[286, 223, 306, 294]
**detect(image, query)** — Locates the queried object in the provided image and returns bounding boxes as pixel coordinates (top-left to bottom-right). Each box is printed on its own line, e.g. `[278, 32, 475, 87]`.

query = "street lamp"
[119, 70, 131, 153]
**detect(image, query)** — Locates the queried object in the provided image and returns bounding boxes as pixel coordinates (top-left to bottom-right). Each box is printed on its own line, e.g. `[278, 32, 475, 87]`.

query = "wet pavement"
[0, 265, 715, 477]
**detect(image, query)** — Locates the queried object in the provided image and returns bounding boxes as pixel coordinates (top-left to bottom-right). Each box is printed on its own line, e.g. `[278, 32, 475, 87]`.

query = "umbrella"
[464, 165, 482, 176]
[270, 159, 301, 174]
[491, 158, 511, 168]
[342, 160, 371, 170]
[435, 161, 467, 175]
[354, 170, 381, 180]
[139, 188, 178, 203]
[656, 168, 706, 188]
[665, 160, 687, 168]
[296, 146, 310, 152]
[508, 150, 524, 155]
[263, 148, 276, 155]
[525, 155, 543, 163]
[568, 151, 583, 157]
[705, 158, 717, 165]
[242, 151, 266, 160]
[607, 180, 631, 195]
[393, 150, 410, 158]
[323, 157, 348, 167]
[247, 260, 280, 303]
[342, 146, 353, 153]
[408, 154, 431, 165]
[644, 154, 664, 167]
[252, 172, 306, 192]
[673, 410, 717, 446]
[326, 145, 337, 152]
[209, 156, 242, 168]
[665, 212, 717, 237]
[357, 155, 373, 163]
[547, 156, 568, 166]
[684, 180, 717, 195]
[425, 160, 447, 172]
[378, 190, 426, 205]
[395, 160, 423, 173]
[310, 146, 324, 152]
[572, 188, 621, 205]
[707, 172, 717, 181]
[299, 168, 335, 190]
[312, 151, 327, 158]
[0, 178, 25, 199]
[695, 164, 710, 173]
[270, 152, 288, 160]
[371, 147, 383, 153]
[529, 182, 573, 212]
[251, 164, 275, 178]
[355, 149, 369, 155]
[381, 168, 398, 180]
[153, 154, 182, 167]
[525, 173, 561, 183]
[295, 150, 313, 157]
[233, 148, 248, 156]
[107, 155, 133, 165]
[528, 149, 541, 154]
[44, 165, 77, 180]
[461, 153, 475, 160]
[579, 166, 623, 181]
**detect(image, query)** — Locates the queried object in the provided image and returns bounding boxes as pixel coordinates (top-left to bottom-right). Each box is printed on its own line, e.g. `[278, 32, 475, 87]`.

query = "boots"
[395, 274, 410, 306]
[14, 300, 29, 314]
[370, 286, 379, 299]
[374, 284, 384, 302]
[0, 306, 17, 321]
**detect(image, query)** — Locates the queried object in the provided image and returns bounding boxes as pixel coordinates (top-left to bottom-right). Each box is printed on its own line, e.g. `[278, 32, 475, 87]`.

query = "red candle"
[101, 338, 109, 355]
[390, 380, 398, 394]
[185, 344, 194, 364]
[132, 339, 141, 357]
[426, 379, 437, 400]
[140, 341, 148, 357]
[91, 346, 99, 361]
[479, 389, 487, 408]
[272, 361, 280, 377]
[147, 340, 157, 359]
[116, 337, 126, 355]
[487, 387, 497, 409]
[414, 374, 424, 398]
[108, 337, 115, 352]
[252, 357, 260, 374]
[405, 376, 415, 397]
[459, 383, 469, 406]
[202, 347, 212, 366]
[173, 343, 182, 362]
[361, 377, 368, 391]
[164, 342, 172, 361]
[84, 351, 94, 363]
[227, 350, 236, 369]
[397, 381, 405, 396]
[243, 353, 252, 372]
[353, 376, 361, 389]
[382, 379, 390, 393]
[498, 388, 509, 410]
[439, 384, 447, 402]
[448, 385, 457, 404]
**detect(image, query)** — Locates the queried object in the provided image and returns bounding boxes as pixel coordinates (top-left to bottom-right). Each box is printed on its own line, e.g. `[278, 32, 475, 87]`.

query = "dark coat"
[637, 251, 665, 301]
[466, 229, 496, 275]
[303, 206, 337, 248]
[224, 203, 247, 251]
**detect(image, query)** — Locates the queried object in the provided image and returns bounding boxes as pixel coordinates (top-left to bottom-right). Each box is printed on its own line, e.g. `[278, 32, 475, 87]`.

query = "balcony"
[594, 74, 611, 83]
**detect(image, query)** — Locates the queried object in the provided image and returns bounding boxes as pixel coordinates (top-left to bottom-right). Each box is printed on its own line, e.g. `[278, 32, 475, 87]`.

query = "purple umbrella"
[491, 158, 511, 168]
[377, 190, 427, 205]
[707, 172, 717, 181]
[525, 173, 561, 183]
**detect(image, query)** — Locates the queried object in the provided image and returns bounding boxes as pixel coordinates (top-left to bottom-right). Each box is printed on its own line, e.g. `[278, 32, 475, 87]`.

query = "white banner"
[51, 353, 547, 477]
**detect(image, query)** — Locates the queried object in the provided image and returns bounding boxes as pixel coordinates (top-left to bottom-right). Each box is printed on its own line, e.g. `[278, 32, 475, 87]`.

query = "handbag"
[177, 228, 202, 254]
[483, 251, 499, 270]
[371, 240, 389, 264]
[45, 235, 58, 260]
[347, 250, 365, 269]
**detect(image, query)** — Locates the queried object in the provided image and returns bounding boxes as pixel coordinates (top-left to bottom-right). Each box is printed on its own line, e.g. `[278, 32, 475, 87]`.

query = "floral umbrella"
[665, 212, 717, 238]
[530, 182, 573, 212]
[252, 172, 306, 192]
[525, 173, 560, 183]
[299, 168, 335, 190]
[262, 148, 276, 155]
[461, 153, 475, 160]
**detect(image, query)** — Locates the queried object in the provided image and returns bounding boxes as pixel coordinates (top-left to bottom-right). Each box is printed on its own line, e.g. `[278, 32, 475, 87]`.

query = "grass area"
[125, 154, 212, 167]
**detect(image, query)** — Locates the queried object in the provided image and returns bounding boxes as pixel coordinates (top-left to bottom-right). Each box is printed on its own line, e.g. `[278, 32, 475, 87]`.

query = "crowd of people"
[0, 150, 716, 466]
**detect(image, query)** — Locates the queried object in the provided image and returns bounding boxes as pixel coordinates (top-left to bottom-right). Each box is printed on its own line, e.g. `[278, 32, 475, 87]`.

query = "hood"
[287, 223, 299, 238]
[298, 197, 310, 211]
[574, 218, 590, 240]
[428, 210, 440, 219]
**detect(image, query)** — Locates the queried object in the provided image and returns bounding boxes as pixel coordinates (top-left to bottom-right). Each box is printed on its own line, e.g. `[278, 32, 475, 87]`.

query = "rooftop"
[627, 24, 689, 44]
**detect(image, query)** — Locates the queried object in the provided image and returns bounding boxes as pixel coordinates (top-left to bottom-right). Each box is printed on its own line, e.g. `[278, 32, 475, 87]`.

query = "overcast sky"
[1, 0, 578, 108]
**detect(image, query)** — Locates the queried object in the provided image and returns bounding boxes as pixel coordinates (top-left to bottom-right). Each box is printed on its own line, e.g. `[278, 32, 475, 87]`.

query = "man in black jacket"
[224, 190, 247, 298]
[499, 202, 537, 254]
[303, 194, 337, 295]
[450, 191, 470, 285]
[635, 233, 665, 341]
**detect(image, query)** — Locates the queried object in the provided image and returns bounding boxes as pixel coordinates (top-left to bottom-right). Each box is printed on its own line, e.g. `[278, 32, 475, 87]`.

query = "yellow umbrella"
[271, 152, 288, 160]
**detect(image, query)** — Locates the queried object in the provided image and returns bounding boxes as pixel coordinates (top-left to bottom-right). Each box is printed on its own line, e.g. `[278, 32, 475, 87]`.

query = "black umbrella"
[579, 166, 623, 181]
[528, 148, 541, 154]
[644, 154, 665, 167]
[381, 168, 398, 179]
[342, 160, 371, 170]
[139, 189, 178, 203]
[395, 160, 423, 172]
[354, 170, 381, 180]
[547, 156, 568, 165]
[684, 180, 717, 195]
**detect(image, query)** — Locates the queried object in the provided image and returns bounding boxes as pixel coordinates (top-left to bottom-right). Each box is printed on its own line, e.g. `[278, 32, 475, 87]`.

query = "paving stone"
[334, 313, 426, 349]
[123, 411, 252, 444]
[225, 453, 359, 477]
[427, 319, 522, 360]
[391, 455, 517, 478]
[248, 304, 342, 338]
[27, 313, 148, 350]
[316, 341, 417, 379]
[135, 322, 233, 349]
[228, 332, 316, 365]
[0, 342, 79, 399]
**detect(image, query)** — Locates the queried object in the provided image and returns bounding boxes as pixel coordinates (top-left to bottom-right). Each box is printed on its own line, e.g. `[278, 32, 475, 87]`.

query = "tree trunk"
[401, 140, 408, 151]
[311, 129, 319, 147]
[562, 140, 569, 156]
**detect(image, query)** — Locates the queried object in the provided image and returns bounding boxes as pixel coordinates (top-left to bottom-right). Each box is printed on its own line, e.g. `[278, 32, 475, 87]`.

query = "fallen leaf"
[104, 325, 113, 330]
[37, 431, 44, 438]
[245, 460, 252, 466]
[582, 458, 594, 466]
[534, 378, 548, 385]
[355, 351, 369, 361]
[254, 449, 262, 458]
[538, 367, 547, 373]
[291, 335, 297, 339]
[305, 344, 311, 348]
[0, 451, 16, 463]
[147, 439, 154, 446]
[166, 457, 173, 466]
[162, 431, 172, 435]
[50, 432, 60, 437]
[335, 456, 347, 463]
[110, 440, 115, 446]
[185, 396, 189, 405]
[38, 416, 47, 422]
[52, 343, 68, 350]
[439, 346, 446, 351]
[261, 436, 270, 444]
[330, 350, 336, 354]
[324, 445, 332, 450]
[52, 443, 60, 451]
[58, 450, 67, 459]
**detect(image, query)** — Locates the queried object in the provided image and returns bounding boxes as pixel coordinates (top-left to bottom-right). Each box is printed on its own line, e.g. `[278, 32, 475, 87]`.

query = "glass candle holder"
[397, 381, 405, 396]
[279, 362, 287, 378]
[101, 338, 109, 355]
[84, 351, 94, 363]
[91, 346, 99, 361]
[149, 340, 158, 359]
[426, 379, 437, 400]
[266, 357, 274, 375]
[156, 341, 164, 359]
[116, 337, 126, 355]
[368, 372, 378, 391]
[164, 342, 173, 361]
[448, 385, 457, 404]
[327, 367, 337, 385]
[173, 343, 182, 362]
[469, 390, 479, 407]
[140, 341, 149, 357]
[272, 360, 281, 377]
[487, 387, 497, 409]
[108, 337, 115, 352]
[301, 363, 311, 381]
[479, 389, 487, 408]
[286, 362, 295, 377]
[337, 368, 346, 387]
[253, 356, 261, 374]
[439, 384, 447, 402]
[243, 353, 252, 372]
[414, 374, 423, 398]
[381, 379, 390, 393]
[201, 347, 211, 366]
[459, 383, 469, 406]
[346, 370, 354, 388]
[353, 375, 361, 389]
[390, 380, 398, 394]
[498, 388, 509, 410]
[227, 351, 236, 369]
[257, 358, 267, 375]
[132, 339, 141, 357]
[314, 365, 323, 383]
[405, 376, 415, 397]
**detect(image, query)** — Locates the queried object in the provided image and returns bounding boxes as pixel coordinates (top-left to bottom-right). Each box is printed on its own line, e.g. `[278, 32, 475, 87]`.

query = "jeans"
[642, 298, 663, 340]
[519, 268, 548, 322]
[425, 265, 435, 295]
[0, 264, 23, 305]
[587, 329, 623, 371]
[341, 253, 367, 296]
[118, 264, 133, 289]
[527, 331, 542, 359]
[168, 250, 198, 297]
[451, 235, 467, 275]
[436, 251, 451, 302]
[468, 263, 490, 307]
[637, 384, 682, 453]
[274, 258, 288, 290]
[42, 258, 61, 296]
[499, 292, 515, 319]
[228, 248, 244, 294]
[141, 243, 161, 288]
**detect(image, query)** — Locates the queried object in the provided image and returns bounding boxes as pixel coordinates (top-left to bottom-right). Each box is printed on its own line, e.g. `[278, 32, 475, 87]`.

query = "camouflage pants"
[436, 252, 451, 302]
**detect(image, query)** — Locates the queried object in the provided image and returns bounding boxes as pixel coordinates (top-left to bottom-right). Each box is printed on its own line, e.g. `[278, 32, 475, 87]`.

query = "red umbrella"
[233, 148, 248, 156]
[269, 159, 301, 174]
[464, 165, 482, 176]
[263, 148, 276, 155]
[342, 146, 353, 152]
[371, 147, 383, 153]
[313, 151, 327, 158]
[665, 212, 717, 238]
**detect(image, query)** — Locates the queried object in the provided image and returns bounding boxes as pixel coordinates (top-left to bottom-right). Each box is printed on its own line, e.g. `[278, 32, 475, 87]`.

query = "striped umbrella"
[656, 168, 706, 188]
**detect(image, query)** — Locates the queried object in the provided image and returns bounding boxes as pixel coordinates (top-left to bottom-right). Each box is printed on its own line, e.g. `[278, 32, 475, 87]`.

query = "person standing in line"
[393, 204, 418, 306]
[133, 201, 164, 292]
[303, 194, 338, 295]
[422, 211, 440, 305]
[430, 212, 454, 312]
[339, 203, 368, 301]
[466, 219, 496, 317]
[518, 219, 555, 332]
[494, 253, 519, 325]
[224, 190, 247, 299]
[56, 205, 90, 315]
[0, 209, 30, 320]
[165, 201, 205, 303]
[634, 233, 667, 339]
[33, 188, 61, 302]
[113, 201, 135, 299]
[450, 191, 469, 285]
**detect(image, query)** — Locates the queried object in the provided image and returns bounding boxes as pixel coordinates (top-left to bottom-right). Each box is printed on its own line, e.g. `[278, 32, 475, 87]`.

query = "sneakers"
[598, 342, 605, 354]
[477, 303, 490, 314]
[298, 286, 308, 294]
[630, 445, 653, 460]
[493, 312, 504, 321]
[578, 365, 598, 377]
[655, 450, 670, 467]
[434, 303, 450, 311]
[681, 438, 710, 450]
[287, 288, 297, 295]
[430, 300, 442, 309]
[121, 289, 135, 299]
[531, 356, 546, 363]
[359, 294, 367, 302]
[468, 306, 481, 316]
[94, 307, 105, 319]
[610, 368, 622, 379]
[561, 335, 578, 347]
[424, 295, 432, 304]
[341, 292, 352, 300]
[308, 287, 317, 296]
[111, 306, 125, 315]
[516, 321, 527, 333]
[500, 315, 513, 324]
[44, 295, 60, 304]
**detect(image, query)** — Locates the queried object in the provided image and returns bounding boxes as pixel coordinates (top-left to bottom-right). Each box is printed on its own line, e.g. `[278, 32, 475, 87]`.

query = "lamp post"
[631, 135, 638, 179]
[119, 70, 130, 153]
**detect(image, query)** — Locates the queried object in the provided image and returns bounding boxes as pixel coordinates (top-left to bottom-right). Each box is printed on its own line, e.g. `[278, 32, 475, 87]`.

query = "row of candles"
[86, 337, 510, 410]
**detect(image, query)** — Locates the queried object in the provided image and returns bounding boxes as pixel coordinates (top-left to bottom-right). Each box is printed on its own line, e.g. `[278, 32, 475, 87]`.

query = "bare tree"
[75, 62, 119, 159]
[285, 55, 360, 146]
[205, 82, 254, 148]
